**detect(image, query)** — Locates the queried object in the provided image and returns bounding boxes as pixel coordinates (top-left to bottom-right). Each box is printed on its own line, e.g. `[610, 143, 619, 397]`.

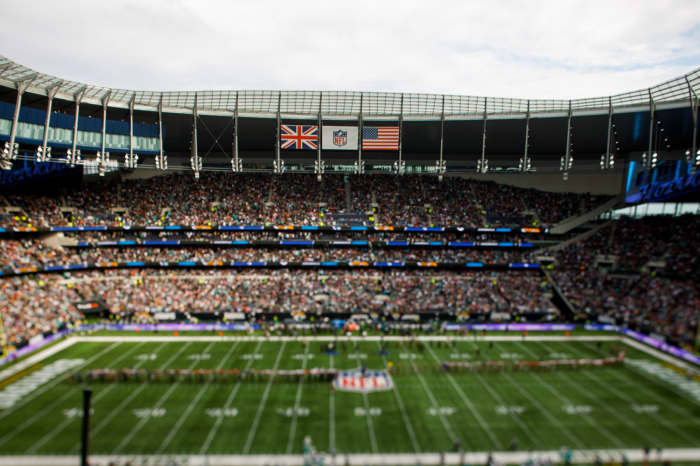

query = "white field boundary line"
[620, 336, 698, 372]
[5, 449, 700, 465]
[0, 338, 78, 382]
[73, 335, 620, 343]
[285, 343, 310, 454]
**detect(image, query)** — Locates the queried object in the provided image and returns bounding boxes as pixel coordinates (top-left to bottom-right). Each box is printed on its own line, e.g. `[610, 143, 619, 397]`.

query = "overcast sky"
[1, 0, 698, 99]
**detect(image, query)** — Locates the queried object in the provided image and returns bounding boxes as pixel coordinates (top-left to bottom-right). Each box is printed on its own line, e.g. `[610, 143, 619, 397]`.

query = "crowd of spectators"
[553, 214, 700, 347]
[0, 240, 534, 271]
[0, 269, 552, 348]
[1, 173, 607, 228]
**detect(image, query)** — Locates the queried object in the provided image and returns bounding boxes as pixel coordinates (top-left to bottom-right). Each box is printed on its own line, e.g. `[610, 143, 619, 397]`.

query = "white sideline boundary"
[3, 449, 700, 465]
[0, 338, 77, 382]
[72, 335, 621, 342]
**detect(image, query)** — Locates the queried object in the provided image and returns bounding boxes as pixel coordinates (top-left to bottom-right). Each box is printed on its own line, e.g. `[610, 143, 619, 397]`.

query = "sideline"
[0, 338, 77, 383]
[72, 335, 620, 343]
[2, 448, 700, 465]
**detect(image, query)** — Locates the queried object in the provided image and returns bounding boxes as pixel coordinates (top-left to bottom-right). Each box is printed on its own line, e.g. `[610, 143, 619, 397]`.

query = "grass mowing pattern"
[0, 338, 698, 455]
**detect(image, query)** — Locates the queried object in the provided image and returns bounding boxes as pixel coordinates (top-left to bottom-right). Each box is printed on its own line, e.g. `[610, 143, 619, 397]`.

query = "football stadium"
[0, 3, 699, 465]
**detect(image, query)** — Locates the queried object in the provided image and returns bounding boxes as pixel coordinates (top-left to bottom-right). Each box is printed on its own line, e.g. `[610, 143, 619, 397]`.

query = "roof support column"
[395, 94, 404, 175]
[38, 85, 59, 162]
[602, 96, 615, 170]
[191, 93, 201, 178]
[356, 94, 364, 174]
[520, 100, 531, 172]
[69, 88, 86, 167]
[686, 76, 698, 170]
[477, 97, 488, 174]
[561, 100, 573, 180]
[315, 92, 323, 181]
[438, 95, 446, 181]
[3, 81, 29, 168]
[100, 92, 110, 157]
[128, 97, 134, 159]
[232, 92, 241, 172]
[274, 91, 283, 174]
[156, 96, 166, 170]
[645, 89, 656, 169]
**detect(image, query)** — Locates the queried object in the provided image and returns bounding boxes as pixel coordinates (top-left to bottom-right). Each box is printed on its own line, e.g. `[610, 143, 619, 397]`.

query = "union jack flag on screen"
[280, 125, 318, 150]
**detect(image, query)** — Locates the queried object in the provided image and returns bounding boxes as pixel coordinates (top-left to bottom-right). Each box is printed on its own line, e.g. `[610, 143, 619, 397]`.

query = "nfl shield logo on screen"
[333, 129, 348, 147]
[333, 369, 393, 393]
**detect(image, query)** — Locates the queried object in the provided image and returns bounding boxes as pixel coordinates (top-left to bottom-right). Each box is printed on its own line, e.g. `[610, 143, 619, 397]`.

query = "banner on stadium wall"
[322, 126, 358, 150]
[154, 312, 177, 321]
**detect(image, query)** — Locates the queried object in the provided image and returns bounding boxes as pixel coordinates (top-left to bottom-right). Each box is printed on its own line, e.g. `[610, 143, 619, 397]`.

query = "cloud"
[0, 0, 698, 100]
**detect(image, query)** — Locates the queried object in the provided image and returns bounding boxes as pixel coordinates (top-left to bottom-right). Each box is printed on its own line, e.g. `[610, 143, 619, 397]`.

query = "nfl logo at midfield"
[333, 129, 348, 147]
[333, 369, 393, 393]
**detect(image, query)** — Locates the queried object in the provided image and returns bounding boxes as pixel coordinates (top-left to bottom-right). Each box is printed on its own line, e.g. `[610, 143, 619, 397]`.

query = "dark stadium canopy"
[0, 55, 698, 171]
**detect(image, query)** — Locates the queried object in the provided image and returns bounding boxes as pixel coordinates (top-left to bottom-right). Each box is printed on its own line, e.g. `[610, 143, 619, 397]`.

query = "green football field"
[0, 335, 699, 463]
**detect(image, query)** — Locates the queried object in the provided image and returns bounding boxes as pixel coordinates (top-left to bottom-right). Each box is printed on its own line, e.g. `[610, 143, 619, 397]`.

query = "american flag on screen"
[362, 127, 399, 150]
[280, 125, 318, 150]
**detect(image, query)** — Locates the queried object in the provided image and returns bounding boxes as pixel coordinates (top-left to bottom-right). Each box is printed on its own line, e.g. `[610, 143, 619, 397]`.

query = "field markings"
[73, 341, 194, 453]
[514, 341, 625, 449]
[286, 343, 310, 454]
[455, 341, 540, 447]
[27, 342, 149, 454]
[539, 341, 664, 447]
[491, 343, 585, 450]
[113, 341, 217, 453]
[329, 352, 335, 454]
[157, 340, 242, 453]
[0, 341, 121, 448]
[361, 388, 379, 453]
[199, 340, 264, 454]
[378, 342, 421, 454]
[0, 337, 77, 382]
[242, 341, 287, 454]
[409, 359, 459, 446]
[425, 344, 502, 450]
[572, 342, 700, 445]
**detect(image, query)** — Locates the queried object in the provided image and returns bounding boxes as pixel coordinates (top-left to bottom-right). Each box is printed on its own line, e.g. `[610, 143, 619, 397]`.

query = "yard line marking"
[496, 353, 585, 450]
[329, 352, 335, 455]
[410, 360, 459, 446]
[199, 340, 264, 454]
[73, 341, 193, 453]
[27, 342, 148, 454]
[242, 341, 287, 454]
[425, 344, 502, 450]
[378, 342, 421, 454]
[514, 341, 625, 449]
[583, 341, 700, 423]
[0, 341, 121, 447]
[286, 343, 310, 454]
[458, 341, 540, 447]
[157, 340, 241, 453]
[540, 341, 663, 447]
[362, 390, 379, 453]
[113, 341, 216, 453]
[573, 342, 700, 445]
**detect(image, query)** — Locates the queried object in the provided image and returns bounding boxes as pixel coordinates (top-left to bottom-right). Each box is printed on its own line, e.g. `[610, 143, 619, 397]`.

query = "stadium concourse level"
[553, 214, 700, 349]
[0, 269, 553, 350]
[0, 173, 607, 228]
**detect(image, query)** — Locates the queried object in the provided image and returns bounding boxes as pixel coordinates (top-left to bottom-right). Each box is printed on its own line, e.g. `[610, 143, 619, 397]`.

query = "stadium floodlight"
[1, 142, 19, 170]
[273, 159, 286, 174]
[231, 157, 243, 173]
[353, 160, 365, 175]
[66, 148, 82, 167]
[476, 158, 488, 174]
[96, 151, 110, 177]
[314, 159, 325, 181]
[155, 154, 168, 171]
[35, 145, 51, 163]
[435, 160, 447, 181]
[124, 152, 139, 169]
[190, 154, 202, 179]
[392, 160, 405, 175]
[651, 152, 658, 168]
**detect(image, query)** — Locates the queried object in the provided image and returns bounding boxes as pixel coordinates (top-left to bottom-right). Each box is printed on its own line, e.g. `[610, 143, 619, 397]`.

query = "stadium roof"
[1, 55, 699, 119]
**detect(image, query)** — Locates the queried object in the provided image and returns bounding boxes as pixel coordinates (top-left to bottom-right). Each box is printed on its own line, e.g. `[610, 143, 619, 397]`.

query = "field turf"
[0, 336, 698, 457]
